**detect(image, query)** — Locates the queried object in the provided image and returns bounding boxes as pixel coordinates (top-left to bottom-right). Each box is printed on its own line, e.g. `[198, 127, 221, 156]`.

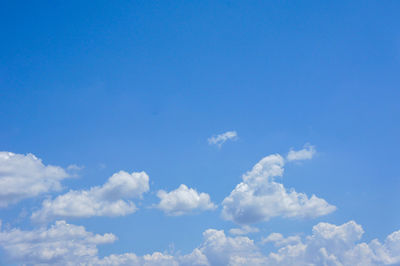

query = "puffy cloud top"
[156, 184, 216, 216]
[222, 153, 336, 224]
[31, 170, 149, 222]
[1, 219, 400, 265]
[0, 152, 70, 207]
[0, 220, 116, 265]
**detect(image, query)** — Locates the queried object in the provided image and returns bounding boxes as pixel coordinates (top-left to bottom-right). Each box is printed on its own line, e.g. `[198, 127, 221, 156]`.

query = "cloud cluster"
[265, 220, 400, 265]
[221, 154, 336, 224]
[0, 146, 397, 265]
[156, 184, 216, 216]
[1, 220, 399, 265]
[208, 131, 238, 147]
[0, 220, 116, 265]
[32, 170, 149, 222]
[0, 152, 70, 207]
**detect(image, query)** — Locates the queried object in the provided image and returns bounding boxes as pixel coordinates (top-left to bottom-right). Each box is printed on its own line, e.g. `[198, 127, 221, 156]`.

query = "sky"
[0, 1, 400, 265]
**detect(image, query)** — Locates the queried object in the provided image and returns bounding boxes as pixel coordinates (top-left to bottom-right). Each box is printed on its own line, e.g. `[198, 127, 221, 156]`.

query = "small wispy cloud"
[67, 164, 84, 171]
[229, 225, 259, 236]
[286, 143, 316, 162]
[208, 131, 238, 147]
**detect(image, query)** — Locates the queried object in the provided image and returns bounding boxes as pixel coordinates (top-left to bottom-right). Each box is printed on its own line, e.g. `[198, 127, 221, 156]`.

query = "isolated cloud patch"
[286, 144, 316, 162]
[31, 170, 149, 222]
[156, 184, 216, 216]
[221, 152, 336, 224]
[208, 131, 238, 147]
[0, 152, 70, 207]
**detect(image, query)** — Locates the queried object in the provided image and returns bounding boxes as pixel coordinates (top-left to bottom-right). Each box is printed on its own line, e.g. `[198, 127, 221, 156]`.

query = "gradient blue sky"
[1, 1, 400, 265]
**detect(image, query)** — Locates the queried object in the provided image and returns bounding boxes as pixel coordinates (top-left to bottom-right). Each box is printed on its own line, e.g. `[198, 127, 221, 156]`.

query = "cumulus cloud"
[229, 225, 260, 236]
[0, 220, 116, 265]
[31, 170, 149, 222]
[156, 184, 216, 216]
[1, 220, 399, 265]
[221, 153, 336, 224]
[208, 131, 238, 147]
[0, 152, 71, 207]
[265, 220, 400, 266]
[286, 144, 316, 162]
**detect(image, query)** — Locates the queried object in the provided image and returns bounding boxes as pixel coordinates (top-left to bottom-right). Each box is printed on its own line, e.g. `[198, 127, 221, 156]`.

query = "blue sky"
[1, 1, 400, 265]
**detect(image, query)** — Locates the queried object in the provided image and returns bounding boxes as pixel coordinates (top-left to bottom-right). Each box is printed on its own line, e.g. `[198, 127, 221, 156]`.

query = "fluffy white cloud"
[229, 225, 260, 236]
[0, 220, 116, 265]
[196, 228, 265, 266]
[286, 144, 316, 162]
[1, 220, 399, 266]
[156, 184, 216, 216]
[265, 221, 400, 266]
[31, 170, 149, 222]
[221, 153, 336, 224]
[0, 152, 71, 207]
[208, 131, 238, 147]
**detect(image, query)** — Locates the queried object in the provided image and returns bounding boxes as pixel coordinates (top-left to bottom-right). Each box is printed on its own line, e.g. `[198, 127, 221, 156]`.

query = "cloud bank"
[1, 220, 399, 265]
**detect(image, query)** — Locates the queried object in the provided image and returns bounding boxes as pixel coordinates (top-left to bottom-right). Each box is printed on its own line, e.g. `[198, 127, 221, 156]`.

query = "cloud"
[0, 152, 70, 207]
[0, 220, 116, 265]
[156, 184, 216, 216]
[1, 219, 399, 265]
[67, 164, 84, 171]
[197, 228, 265, 266]
[265, 220, 400, 266]
[229, 225, 260, 236]
[261, 233, 301, 247]
[221, 153, 336, 224]
[208, 131, 238, 147]
[286, 144, 316, 162]
[31, 170, 149, 222]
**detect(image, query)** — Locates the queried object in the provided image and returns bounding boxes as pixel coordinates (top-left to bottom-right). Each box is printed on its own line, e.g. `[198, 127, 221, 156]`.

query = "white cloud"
[1, 220, 399, 265]
[0, 152, 70, 207]
[265, 221, 400, 266]
[0, 220, 116, 265]
[286, 144, 316, 162]
[31, 170, 149, 222]
[208, 131, 238, 147]
[261, 233, 301, 248]
[221, 153, 336, 224]
[197, 229, 265, 266]
[67, 164, 84, 171]
[156, 184, 216, 216]
[229, 225, 260, 236]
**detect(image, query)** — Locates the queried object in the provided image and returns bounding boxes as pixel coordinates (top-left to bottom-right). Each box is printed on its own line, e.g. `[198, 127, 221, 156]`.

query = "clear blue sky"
[0, 1, 399, 265]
